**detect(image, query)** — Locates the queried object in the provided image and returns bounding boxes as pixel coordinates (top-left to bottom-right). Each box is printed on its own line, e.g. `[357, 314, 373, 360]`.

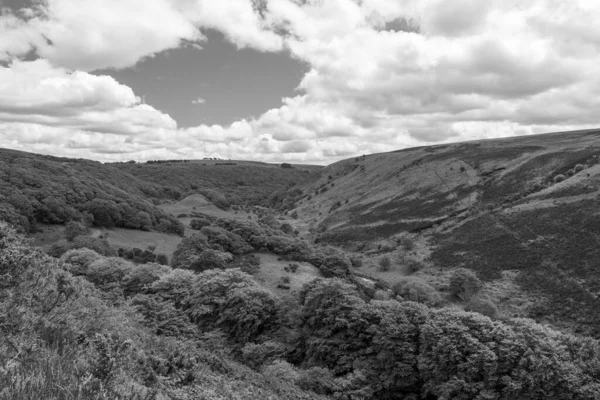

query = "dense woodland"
[3, 213, 600, 399]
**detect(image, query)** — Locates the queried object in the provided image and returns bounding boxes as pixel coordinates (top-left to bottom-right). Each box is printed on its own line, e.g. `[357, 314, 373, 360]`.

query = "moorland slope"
[291, 128, 600, 336]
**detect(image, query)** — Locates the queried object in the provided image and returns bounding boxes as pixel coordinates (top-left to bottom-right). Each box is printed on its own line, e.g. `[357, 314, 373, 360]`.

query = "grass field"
[254, 252, 322, 297]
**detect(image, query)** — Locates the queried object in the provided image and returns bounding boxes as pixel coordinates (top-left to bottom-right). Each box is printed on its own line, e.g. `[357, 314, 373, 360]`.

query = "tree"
[217, 286, 281, 343]
[64, 221, 87, 242]
[185, 249, 233, 272]
[379, 256, 392, 272]
[186, 269, 257, 333]
[449, 268, 482, 301]
[392, 277, 442, 307]
[190, 218, 211, 230]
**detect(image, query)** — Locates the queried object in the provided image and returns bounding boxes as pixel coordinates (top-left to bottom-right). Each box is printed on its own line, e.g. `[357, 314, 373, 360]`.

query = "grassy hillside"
[290, 128, 600, 337]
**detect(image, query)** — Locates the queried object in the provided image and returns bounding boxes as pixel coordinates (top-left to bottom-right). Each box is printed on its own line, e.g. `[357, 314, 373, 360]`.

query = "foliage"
[464, 297, 499, 319]
[449, 268, 483, 301]
[170, 233, 210, 269]
[185, 269, 280, 343]
[392, 277, 442, 307]
[379, 256, 392, 271]
[267, 235, 311, 260]
[200, 226, 253, 255]
[241, 341, 287, 369]
[217, 286, 282, 343]
[0, 149, 185, 235]
[419, 309, 600, 399]
[116, 160, 317, 207]
[64, 220, 87, 241]
[189, 217, 211, 230]
[49, 235, 117, 258]
[185, 249, 234, 272]
[198, 188, 231, 210]
[554, 173, 566, 183]
[0, 222, 326, 399]
[213, 217, 270, 250]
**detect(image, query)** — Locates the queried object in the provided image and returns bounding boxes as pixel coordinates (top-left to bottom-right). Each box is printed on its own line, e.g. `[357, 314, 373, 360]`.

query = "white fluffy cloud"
[0, 59, 176, 135]
[2, 0, 600, 163]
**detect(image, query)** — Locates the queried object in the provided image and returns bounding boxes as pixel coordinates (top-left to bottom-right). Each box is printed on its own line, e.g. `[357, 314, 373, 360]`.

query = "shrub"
[155, 253, 169, 265]
[199, 189, 230, 210]
[241, 341, 287, 369]
[72, 236, 117, 257]
[64, 221, 87, 242]
[567, 169, 576, 177]
[280, 223, 293, 234]
[349, 254, 363, 268]
[400, 237, 415, 251]
[449, 268, 483, 301]
[200, 226, 253, 255]
[317, 254, 352, 278]
[122, 262, 171, 296]
[60, 248, 102, 275]
[284, 263, 299, 273]
[185, 249, 234, 272]
[231, 254, 261, 275]
[575, 164, 586, 172]
[262, 360, 300, 385]
[379, 256, 392, 272]
[189, 218, 211, 230]
[404, 257, 424, 274]
[553, 174, 566, 183]
[47, 240, 72, 258]
[464, 297, 499, 319]
[392, 277, 442, 307]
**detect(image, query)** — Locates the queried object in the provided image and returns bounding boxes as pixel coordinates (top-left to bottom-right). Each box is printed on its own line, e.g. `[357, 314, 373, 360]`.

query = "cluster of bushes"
[0, 223, 325, 399]
[5, 221, 600, 399]
[297, 278, 600, 399]
[190, 217, 211, 230]
[118, 246, 169, 265]
[284, 263, 300, 273]
[48, 235, 117, 258]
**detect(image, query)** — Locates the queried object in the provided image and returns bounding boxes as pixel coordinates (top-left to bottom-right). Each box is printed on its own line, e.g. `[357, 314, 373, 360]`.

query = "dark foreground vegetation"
[3, 219, 600, 400]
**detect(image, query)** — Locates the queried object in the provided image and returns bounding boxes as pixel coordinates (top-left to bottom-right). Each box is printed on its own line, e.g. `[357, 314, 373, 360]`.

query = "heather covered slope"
[295, 128, 600, 243]
[0, 149, 183, 234]
[289, 128, 600, 337]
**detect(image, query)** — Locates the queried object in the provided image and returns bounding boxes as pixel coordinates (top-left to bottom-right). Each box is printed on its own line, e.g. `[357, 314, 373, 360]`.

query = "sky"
[1, 0, 600, 164]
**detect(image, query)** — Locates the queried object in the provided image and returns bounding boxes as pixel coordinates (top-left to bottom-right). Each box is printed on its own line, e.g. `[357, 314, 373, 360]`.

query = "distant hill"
[291, 128, 600, 336]
[114, 159, 321, 206]
[0, 148, 184, 234]
[0, 149, 320, 235]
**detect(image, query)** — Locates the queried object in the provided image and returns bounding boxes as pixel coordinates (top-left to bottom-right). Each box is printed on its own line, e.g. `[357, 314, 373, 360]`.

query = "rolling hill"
[0, 148, 320, 235]
[290, 128, 600, 337]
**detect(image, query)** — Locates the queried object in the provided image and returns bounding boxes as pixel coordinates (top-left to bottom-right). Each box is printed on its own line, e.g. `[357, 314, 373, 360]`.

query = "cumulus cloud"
[2, 0, 600, 163]
[0, 59, 176, 135]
